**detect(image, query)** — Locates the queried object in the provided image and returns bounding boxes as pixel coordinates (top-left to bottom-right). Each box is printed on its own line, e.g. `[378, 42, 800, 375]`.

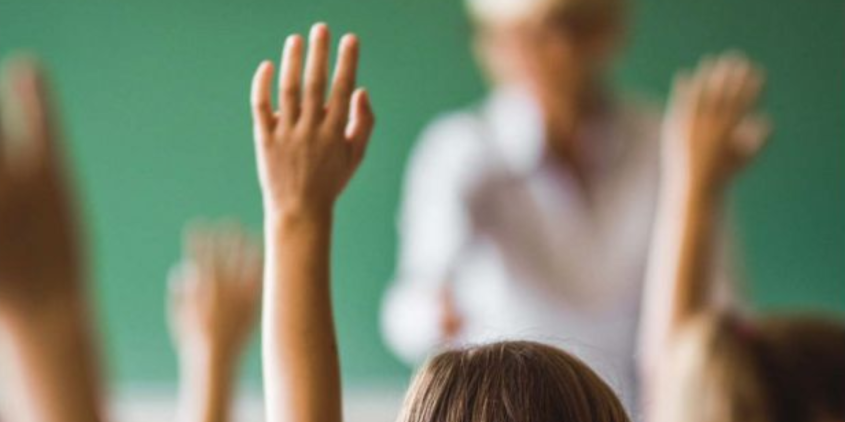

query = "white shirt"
[382, 88, 729, 411]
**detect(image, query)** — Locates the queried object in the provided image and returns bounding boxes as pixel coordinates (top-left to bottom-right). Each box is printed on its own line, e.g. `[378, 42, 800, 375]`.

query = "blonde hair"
[398, 341, 630, 422]
[658, 312, 845, 422]
[464, 0, 624, 27]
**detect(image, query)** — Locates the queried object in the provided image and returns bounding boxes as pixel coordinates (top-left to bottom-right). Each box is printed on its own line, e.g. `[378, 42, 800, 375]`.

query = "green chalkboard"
[1, 0, 842, 386]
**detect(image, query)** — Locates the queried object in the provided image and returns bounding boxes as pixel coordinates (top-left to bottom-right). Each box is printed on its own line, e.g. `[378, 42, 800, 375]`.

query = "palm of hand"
[665, 52, 769, 189]
[256, 122, 361, 214]
[168, 222, 262, 360]
[251, 25, 374, 217]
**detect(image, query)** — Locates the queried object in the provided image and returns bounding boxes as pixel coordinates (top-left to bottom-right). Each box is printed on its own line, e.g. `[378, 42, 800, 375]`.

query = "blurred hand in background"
[168, 220, 262, 422]
[662, 51, 770, 193]
[0, 57, 104, 422]
[0, 57, 84, 318]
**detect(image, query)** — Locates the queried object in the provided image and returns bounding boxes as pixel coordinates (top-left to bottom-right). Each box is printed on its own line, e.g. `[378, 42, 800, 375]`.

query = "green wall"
[1, 0, 842, 386]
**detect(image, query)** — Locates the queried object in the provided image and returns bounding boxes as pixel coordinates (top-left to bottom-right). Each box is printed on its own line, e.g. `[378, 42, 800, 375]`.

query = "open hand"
[663, 52, 769, 192]
[0, 58, 84, 316]
[168, 220, 262, 363]
[250, 23, 375, 218]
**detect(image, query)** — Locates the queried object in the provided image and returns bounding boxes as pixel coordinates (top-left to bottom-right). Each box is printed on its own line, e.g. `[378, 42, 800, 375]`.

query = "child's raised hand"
[250, 23, 375, 218]
[0, 58, 105, 422]
[0, 58, 84, 317]
[168, 221, 262, 363]
[663, 52, 769, 192]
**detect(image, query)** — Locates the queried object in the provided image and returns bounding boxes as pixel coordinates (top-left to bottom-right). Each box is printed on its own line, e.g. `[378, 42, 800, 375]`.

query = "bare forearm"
[0, 298, 104, 422]
[177, 354, 237, 422]
[642, 53, 765, 364]
[262, 210, 342, 422]
[640, 178, 723, 374]
[670, 182, 722, 322]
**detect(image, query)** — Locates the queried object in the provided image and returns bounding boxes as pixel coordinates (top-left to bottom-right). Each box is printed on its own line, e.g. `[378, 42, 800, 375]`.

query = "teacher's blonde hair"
[465, 0, 624, 26]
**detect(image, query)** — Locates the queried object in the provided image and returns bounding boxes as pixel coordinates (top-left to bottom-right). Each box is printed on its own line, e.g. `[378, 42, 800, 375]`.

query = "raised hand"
[663, 52, 769, 192]
[168, 220, 262, 422]
[0, 58, 84, 316]
[168, 220, 262, 363]
[250, 23, 375, 218]
[0, 57, 104, 422]
[253, 24, 373, 422]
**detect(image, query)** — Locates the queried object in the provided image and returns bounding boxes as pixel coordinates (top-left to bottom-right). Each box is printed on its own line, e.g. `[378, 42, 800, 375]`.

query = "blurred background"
[1, 0, 843, 419]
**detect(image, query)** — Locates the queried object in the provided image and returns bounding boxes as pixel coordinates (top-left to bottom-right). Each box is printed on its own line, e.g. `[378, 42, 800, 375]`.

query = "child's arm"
[0, 58, 105, 422]
[249, 23, 374, 422]
[169, 221, 262, 422]
[639, 53, 769, 379]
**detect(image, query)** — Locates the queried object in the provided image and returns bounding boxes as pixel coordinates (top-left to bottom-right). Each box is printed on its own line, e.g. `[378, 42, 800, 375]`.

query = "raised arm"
[249, 23, 374, 422]
[639, 53, 768, 380]
[0, 58, 105, 422]
[169, 221, 262, 422]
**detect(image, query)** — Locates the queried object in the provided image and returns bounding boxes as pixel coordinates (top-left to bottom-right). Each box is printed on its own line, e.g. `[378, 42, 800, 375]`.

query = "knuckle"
[306, 79, 324, 95]
[251, 98, 269, 111]
[281, 85, 299, 100]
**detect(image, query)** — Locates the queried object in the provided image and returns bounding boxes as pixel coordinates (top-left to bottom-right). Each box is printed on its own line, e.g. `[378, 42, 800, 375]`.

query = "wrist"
[177, 348, 236, 422]
[0, 294, 90, 336]
[265, 206, 333, 233]
[178, 341, 238, 372]
[662, 169, 725, 204]
[179, 348, 236, 388]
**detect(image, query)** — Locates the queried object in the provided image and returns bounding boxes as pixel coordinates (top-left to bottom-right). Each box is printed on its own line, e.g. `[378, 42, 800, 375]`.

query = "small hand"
[663, 52, 770, 192]
[168, 220, 262, 364]
[0, 58, 83, 316]
[250, 23, 375, 218]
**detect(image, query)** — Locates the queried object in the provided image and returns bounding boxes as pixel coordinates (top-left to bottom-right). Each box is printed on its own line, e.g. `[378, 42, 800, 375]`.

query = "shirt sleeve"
[381, 112, 487, 365]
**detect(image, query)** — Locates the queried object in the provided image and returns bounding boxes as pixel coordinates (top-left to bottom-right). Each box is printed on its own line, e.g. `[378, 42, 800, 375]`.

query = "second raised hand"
[250, 23, 375, 219]
[664, 52, 769, 193]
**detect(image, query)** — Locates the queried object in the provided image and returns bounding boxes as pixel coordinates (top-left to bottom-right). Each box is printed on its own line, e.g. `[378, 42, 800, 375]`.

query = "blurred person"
[0, 57, 106, 422]
[168, 221, 262, 422]
[381, 0, 737, 407]
[639, 53, 845, 422]
[250, 23, 631, 422]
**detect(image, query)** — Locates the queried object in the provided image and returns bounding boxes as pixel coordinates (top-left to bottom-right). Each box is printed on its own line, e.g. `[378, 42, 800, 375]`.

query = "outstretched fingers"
[733, 64, 764, 117]
[17, 62, 54, 155]
[0, 59, 58, 174]
[278, 35, 304, 126]
[250, 60, 275, 139]
[327, 34, 359, 130]
[302, 23, 331, 123]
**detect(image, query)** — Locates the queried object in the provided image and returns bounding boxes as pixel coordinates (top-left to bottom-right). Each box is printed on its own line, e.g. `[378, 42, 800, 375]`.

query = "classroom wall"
[1, 0, 842, 387]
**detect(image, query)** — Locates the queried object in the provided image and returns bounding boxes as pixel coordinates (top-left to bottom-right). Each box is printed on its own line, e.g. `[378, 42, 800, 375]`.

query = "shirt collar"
[482, 86, 546, 175]
[481, 86, 629, 177]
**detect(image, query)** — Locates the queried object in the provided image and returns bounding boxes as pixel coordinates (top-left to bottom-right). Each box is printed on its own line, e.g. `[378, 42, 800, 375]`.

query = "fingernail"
[342, 33, 357, 45]
[312, 22, 328, 36]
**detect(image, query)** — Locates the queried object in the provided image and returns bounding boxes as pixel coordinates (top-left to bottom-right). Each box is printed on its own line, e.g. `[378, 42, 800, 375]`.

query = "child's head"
[660, 313, 845, 422]
[398, 340, 630, 422]
[466, 0, 626, 108]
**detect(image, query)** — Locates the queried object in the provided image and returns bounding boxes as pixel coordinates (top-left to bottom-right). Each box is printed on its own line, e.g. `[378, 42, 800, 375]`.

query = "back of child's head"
[659, 312, 845, 422]
[398, 340, 630, 422]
